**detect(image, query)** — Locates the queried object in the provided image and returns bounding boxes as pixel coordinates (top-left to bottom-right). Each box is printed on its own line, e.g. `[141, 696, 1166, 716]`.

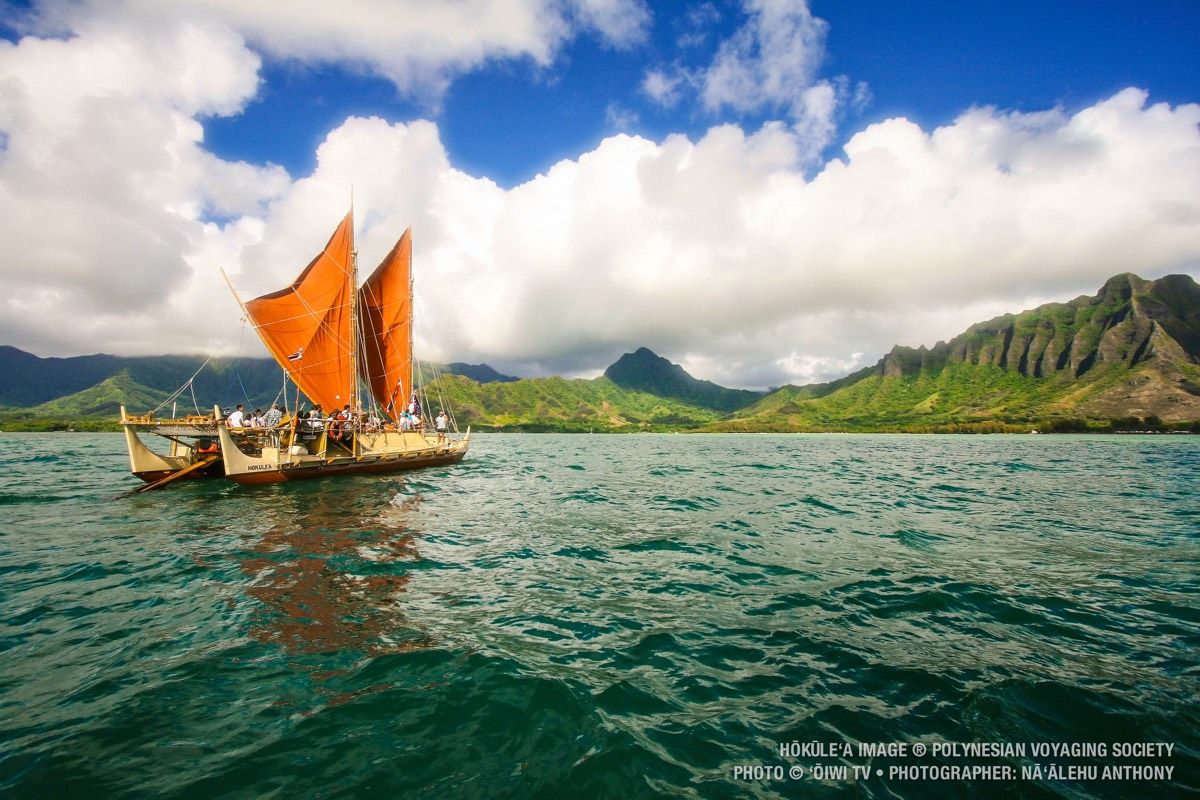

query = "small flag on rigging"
[287, 347, 304, 362]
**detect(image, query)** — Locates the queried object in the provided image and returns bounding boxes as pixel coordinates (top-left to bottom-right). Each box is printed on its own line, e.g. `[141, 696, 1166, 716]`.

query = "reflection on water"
[239, 480, 433, 657]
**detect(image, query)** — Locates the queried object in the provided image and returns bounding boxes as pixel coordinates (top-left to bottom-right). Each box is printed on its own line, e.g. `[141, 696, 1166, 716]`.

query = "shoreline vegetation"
[2, 415, 1197, 435]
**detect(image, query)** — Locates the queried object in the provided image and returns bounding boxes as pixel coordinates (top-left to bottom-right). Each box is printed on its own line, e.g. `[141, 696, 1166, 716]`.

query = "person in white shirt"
[435, 410, 448, 443]
[305, 406, 324, 433]
[226, 404, 245, 428]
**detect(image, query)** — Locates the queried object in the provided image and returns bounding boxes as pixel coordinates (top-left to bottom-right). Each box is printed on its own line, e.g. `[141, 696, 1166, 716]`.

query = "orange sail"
[358, 229, 412, 416]
[244, 213, 355, 412]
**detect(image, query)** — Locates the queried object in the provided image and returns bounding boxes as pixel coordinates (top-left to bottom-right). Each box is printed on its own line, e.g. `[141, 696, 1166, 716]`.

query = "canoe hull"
[133, 461, 225, 483]
[217, 416, 471, 486]
[225, 448, 467, 485]
[121, 406, 470, 489]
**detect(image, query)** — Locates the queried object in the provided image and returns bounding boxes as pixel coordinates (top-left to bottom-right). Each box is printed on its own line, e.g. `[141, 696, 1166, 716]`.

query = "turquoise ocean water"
[1, 432, 1197, 798]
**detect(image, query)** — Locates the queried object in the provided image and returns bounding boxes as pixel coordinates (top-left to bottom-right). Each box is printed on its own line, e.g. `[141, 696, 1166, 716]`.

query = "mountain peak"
[1099, 272, 1148, 305]
[605, 347, 688, 385]
[612, 347, 672, 368]
[604, 348, 762, 412]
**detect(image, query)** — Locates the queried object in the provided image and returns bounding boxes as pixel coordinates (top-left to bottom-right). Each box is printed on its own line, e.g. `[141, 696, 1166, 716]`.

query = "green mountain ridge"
[0, 347, 286, 409]
[2, 273, 1198, 432]
[433, 272, 1200, 432]
[715, 273, 1200, 431]
[0, 350, 517, 415]
[31, 370, 167, 417]
[429, 374, 723, 432]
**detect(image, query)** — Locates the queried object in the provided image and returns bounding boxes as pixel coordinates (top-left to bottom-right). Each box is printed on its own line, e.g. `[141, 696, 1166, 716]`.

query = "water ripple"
[1, 432, 1197, 798]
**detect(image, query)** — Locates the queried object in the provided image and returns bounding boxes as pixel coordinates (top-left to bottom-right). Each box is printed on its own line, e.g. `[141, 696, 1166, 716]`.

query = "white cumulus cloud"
[643, 0, 849, 163]
[564, 0, 651, 49]
[699, 0, 828, 117]
[642, 69, 683, 108]
[218, 89, 1199, 388]
[0, 14, 287, 354]
[26, 0, 651, 103]
[0, 3, 1197, 391]
[0, 0, 649, 357]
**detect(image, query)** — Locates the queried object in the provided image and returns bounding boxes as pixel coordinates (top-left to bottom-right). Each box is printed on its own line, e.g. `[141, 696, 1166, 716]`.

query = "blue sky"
[199, 1, 1200, 187]
[0, 0, 1198, 385]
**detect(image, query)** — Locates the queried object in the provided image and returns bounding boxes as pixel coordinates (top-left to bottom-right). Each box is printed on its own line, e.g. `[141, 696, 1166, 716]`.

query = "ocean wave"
[4, 432, 1197, 798]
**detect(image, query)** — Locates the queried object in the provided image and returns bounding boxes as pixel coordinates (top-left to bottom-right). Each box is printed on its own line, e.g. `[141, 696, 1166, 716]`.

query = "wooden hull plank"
[226, 449, 467, 484]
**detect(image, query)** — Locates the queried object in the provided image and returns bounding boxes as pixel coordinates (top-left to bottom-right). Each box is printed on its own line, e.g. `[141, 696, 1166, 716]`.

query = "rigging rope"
[150, 355, 213, 415]
[221, 319, 249, 410]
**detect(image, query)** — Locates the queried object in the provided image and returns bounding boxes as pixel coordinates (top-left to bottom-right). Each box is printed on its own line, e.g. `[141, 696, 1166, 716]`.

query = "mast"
[409, 226, 415, 413]
[349, 207, 360, 421]
[219, 267, 252, 320]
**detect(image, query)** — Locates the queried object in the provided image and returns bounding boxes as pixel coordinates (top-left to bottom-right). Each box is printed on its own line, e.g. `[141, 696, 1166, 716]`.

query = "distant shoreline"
[1, 422, 1195, 436]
